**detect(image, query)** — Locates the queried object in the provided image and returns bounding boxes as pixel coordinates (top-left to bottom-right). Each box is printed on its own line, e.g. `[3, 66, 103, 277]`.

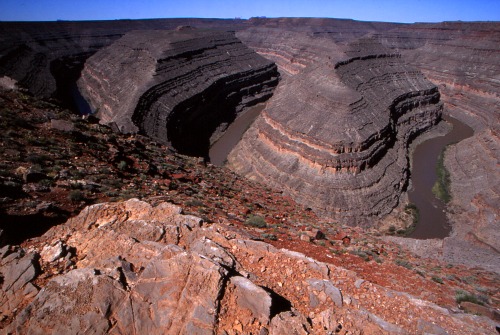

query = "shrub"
[185, 199, 205, 207]
[395, 259, 413, 270]
[431, 276, 444, 284]
[316, 240, 326, 246]
[350, 249, 370, 262]
[244, 215, 267, 228]
[68, 190, 85, 202]
[455, 290, 486, 306]
[261, 233, 278, 241]
[117, 160, 128, 171]
[432, 148, 452, 203]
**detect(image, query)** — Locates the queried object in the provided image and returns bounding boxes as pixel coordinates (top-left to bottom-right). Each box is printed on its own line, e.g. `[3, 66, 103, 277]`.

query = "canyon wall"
[228, 36, 442, 224]
[0, 19, 497, 232]
[78, 29, 278, 156]
[0, 19, 247, 107]
[374, 23, 500, 268]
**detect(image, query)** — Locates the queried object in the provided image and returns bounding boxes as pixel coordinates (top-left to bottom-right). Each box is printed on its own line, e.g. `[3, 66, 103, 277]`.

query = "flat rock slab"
[306, 278, 343, 308]
[230, 276, 272, 324]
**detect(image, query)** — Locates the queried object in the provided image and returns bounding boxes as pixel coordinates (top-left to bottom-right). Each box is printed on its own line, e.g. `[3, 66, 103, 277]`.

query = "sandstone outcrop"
[78, 29, 279, 156]
[2, 199, 496, 334]
[228, 37, 442, 224]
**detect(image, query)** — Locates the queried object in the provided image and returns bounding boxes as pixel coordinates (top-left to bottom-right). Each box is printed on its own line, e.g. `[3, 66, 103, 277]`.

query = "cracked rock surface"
[2, 199, 497, 334]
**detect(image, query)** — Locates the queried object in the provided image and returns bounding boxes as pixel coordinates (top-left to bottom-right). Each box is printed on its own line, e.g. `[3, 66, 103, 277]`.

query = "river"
[209, 106, 476, 240]
[209, 103, 266, 166]
[408, 114, 474, 239]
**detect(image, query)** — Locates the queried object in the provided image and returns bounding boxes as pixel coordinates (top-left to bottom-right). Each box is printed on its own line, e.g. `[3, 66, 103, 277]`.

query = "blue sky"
[1, 0, 499, 23]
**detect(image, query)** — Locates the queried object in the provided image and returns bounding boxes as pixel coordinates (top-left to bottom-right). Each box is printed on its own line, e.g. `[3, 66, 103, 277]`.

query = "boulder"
[50, 119, 74, 132]
[306, 279, 343, 308]
[269, 311, 311, 335]
[230, 276, 272, 324]
[0, 249, 40, 323]
[7, 268, 126, 335]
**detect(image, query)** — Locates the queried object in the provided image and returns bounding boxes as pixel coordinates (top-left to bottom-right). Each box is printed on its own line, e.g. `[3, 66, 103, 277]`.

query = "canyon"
[78, 29, 278, 156]
[0, 17, 498, 334]
[228, 35, 443, 224]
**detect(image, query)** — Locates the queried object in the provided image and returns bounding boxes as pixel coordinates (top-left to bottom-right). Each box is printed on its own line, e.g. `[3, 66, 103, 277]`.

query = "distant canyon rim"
[0, 18, 498, 272]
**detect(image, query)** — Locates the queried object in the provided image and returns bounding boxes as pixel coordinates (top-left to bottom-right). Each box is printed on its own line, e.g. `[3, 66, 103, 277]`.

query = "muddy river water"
[408, 115, 474, 239]
[209, 105, 474, 240]
[209, 104, 265, 166]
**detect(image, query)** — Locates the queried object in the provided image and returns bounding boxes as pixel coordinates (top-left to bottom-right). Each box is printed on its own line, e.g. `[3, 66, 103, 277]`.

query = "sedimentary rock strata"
[2, 199, 496, 334]
[374, 22, 500, 269]
[0, 19, 248, 104]
[228, 38, 442, 224]
[0, 18, 497, 270]
[78, 29, 279, 156]
[236, 28, 343, 76]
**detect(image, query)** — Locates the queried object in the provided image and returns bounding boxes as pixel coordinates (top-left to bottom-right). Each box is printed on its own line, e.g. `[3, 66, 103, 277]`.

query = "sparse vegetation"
[117, 160, 128, 171]
[395, 258, 413, 270]
[0, 90, 496, 331]
[455, 290, 487, 306]
[432, 147, 452, 203]
[244, 215, 267, 228]
[185, 199, 205, 207]
[261, 233, 278, 241]
[397, 203, 419, 236]
[431, 275, 444, 284]
[350, 249, 371, 262]
[68, 190, 85, 202]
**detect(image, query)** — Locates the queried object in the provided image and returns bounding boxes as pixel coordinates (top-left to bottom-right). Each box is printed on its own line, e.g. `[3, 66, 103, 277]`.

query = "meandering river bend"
[408, 114, 474, 239]
[209, 106, 474, 240]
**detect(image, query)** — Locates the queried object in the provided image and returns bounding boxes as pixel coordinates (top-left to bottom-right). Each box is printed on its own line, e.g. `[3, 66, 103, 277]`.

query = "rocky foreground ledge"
[1, 199, 496, 334]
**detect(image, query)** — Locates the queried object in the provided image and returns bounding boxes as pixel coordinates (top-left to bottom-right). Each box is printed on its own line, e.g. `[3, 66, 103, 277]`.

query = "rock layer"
[0, 19, 248, 105]
[374, 22, 500, 270]
[78, 29, 279, 156]
[2, 199, 496, 334]
[228, 38, 442, 224]
[1, 18, 498, 264]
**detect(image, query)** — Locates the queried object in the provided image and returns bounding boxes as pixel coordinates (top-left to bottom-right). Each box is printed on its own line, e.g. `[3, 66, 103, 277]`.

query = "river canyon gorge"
[0, 18, 498, 334]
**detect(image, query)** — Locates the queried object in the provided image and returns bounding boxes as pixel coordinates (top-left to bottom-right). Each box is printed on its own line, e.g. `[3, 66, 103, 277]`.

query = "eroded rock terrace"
[2, 199, 496, 334]
[228, 38, 442, 224]
[78, 29, 279, 157]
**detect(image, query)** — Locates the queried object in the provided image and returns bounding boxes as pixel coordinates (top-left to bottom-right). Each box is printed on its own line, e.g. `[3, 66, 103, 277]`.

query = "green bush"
[455, 290, 486, 306]
[431, 276, 444, 284]
[261, 233, 278, 241]
[117, 160, 128, 171]
[432, 148, 452, 203]
[349, 249, 370, 262]
[395, 259, 413, 270]
[68, 190, 85, 202]
[244, 215, 267, 228]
